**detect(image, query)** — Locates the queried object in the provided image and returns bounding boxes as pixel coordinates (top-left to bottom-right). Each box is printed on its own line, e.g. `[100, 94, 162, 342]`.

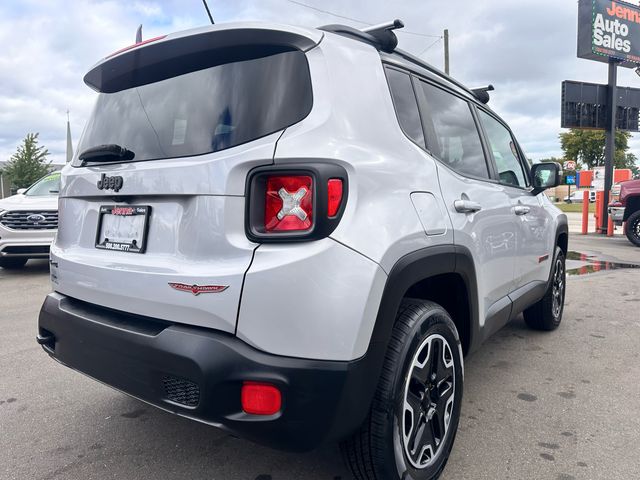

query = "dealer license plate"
[95, 205, 150, 254]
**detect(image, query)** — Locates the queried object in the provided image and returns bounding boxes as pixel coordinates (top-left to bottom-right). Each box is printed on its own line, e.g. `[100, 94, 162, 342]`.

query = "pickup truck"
[609, 179, 640, 246]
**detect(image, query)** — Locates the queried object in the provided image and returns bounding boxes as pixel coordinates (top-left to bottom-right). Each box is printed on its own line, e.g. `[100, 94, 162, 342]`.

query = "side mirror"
[16, 188, 27, 195]
[531, 162, 562, 195]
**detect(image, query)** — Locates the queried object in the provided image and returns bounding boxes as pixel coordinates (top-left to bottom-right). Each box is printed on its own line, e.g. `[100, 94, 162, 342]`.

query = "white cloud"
[0, 0, 638, 166]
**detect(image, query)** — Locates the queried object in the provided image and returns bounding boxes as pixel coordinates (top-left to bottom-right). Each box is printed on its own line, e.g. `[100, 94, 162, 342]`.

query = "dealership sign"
[578, 0, 640, 67]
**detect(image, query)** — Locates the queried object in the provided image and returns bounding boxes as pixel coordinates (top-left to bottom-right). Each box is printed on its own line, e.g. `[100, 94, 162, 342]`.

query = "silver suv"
[38, 20, 567, 480]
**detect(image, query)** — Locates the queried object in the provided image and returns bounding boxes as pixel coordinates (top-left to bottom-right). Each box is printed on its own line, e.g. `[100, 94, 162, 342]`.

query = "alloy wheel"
[402, 334, 455, 469]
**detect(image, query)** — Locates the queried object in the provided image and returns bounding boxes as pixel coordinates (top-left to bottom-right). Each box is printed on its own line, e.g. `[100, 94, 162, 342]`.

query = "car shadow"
[0, 259, 50, 277]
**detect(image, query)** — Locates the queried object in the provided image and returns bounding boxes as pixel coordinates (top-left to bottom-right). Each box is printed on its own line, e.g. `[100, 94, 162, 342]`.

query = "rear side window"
[477, 110, 529, 187]
[76, 49, 312, 164]
[385, 68, 425, 148]
[416, 81, 489, 179]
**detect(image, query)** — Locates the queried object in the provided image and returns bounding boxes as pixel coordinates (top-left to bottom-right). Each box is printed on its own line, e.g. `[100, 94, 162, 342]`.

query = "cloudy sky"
[2, 0, 640, 165]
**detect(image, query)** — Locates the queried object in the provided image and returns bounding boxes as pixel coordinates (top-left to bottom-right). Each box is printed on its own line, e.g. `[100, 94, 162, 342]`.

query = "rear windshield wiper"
[78, 144, 135, 165]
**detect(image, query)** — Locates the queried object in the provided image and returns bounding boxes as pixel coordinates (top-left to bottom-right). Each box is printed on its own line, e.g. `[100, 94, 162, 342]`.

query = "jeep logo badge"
[97, 173, 123, 192]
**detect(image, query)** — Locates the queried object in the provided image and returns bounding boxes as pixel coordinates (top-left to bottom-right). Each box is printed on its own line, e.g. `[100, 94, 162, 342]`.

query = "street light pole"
[601, 59, 618, 233]
[444, 29, 450, 75]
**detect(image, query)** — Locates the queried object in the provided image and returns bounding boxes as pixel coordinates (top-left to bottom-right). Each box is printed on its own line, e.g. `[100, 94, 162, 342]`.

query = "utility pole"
[601, 59, 618, 233]
[444, 29, 450, 75]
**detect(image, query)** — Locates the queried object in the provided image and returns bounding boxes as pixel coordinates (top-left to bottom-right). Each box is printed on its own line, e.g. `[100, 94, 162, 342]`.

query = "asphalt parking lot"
[1, 235, 639, 480]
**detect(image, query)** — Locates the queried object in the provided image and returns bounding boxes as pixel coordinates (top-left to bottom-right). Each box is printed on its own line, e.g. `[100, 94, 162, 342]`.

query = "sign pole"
[601, 59, 618, 233]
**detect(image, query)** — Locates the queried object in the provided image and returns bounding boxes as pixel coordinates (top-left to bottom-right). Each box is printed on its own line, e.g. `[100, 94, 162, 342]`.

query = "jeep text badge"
[97, 173, 124, 192]
[168, 283, 229, 296]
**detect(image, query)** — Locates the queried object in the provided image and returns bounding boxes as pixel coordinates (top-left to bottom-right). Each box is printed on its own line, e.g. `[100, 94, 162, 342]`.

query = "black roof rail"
[319, 19, 404, 53]
[470, 85, 495, 104]
[319, 20, 493, 104]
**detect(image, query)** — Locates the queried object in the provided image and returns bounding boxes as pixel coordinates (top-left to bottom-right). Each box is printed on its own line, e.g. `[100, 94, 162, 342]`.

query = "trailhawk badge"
[168, 283, 229, 296]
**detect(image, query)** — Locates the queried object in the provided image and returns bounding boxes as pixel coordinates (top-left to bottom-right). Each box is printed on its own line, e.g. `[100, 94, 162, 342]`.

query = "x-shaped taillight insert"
[276, 187, 309, 221]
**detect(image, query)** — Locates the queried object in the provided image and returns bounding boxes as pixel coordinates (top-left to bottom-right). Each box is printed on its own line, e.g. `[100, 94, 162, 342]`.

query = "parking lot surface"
[1, 235, 639, 480]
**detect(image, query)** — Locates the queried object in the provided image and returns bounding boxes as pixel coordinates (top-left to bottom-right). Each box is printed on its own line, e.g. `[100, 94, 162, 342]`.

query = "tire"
[340, 300, 464, 480]
[625, 210, 640, 247]
[0, 258, 28, 269]
[523, 247, 566, 331]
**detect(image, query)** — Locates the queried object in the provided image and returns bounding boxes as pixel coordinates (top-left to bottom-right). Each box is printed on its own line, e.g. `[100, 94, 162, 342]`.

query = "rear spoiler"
[84, 23, 322, 93]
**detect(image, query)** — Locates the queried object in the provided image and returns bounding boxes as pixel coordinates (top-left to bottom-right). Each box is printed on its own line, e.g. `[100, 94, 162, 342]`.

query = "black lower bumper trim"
[38, 293, 378, 451]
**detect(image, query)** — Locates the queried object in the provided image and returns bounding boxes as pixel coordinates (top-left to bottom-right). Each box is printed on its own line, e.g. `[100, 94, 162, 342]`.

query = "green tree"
[559, 129, 636, 170]
[4, 133, 51, 189]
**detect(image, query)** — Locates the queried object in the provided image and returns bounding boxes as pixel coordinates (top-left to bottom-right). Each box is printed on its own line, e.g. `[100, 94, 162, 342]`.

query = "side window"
[417, 80, 489, 179]
[385, 68, 425, 148]
[477, 110, 529, 188]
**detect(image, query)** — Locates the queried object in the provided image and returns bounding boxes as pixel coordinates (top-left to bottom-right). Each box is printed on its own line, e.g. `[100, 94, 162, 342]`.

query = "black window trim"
[410, 73, 497, 184]
[474, 105, 534, 192]
[383, 65, 429, 152]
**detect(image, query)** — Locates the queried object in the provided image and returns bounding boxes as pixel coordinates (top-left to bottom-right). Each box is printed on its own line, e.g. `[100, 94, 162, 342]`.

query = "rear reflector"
[265, 175, 313, 232]
[241, 382, 282, 415]
[327, 179, 343, 217]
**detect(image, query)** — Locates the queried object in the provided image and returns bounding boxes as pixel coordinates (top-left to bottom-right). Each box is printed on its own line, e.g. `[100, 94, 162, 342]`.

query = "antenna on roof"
[202, 0, 215, 24]
[471, 85, 495, 104]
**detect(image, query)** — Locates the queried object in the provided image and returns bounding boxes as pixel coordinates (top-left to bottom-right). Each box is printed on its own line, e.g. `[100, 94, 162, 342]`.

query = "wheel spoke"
[413, 414, 437, 456]
[434, 341, 454, 384]
[411, 363, 431, 384]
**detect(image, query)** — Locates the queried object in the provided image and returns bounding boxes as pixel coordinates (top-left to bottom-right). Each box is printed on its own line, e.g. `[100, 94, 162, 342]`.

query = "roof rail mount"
[319, 18, 405, 53]
[471, 85, 495, 104]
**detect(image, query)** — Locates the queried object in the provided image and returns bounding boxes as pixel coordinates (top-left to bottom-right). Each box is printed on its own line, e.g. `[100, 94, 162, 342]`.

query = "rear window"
[75, 48, 312, 165]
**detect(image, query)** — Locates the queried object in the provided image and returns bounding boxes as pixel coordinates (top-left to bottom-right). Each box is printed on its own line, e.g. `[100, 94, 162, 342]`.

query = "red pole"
[581, 190, 589, 235]
[595, 191, 605, 233]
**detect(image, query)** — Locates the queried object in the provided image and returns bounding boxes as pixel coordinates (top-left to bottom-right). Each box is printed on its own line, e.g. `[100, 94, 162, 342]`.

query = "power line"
[284, 0, 441, 38]
[418, 37, 443, 57]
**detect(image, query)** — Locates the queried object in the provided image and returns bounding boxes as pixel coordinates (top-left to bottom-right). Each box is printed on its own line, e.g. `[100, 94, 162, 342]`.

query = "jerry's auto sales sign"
[578, 0, 640, 67]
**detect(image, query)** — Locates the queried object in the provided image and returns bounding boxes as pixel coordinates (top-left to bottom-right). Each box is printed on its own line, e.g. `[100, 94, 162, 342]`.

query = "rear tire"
[0, 258, 28, 269]
[523, 247, 565, 331]
[340, 300, 464, 480]
[625, 210, 640, 247]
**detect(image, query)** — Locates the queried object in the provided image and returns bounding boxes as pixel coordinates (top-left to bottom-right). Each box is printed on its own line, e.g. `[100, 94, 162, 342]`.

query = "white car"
[564, 190, 595, 203]
[0, 172, 59, 269]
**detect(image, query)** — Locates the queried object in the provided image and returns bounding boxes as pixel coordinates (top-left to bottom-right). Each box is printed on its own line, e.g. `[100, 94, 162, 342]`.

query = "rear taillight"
[246, 163, 348, 242]
[327, 179, 343, 217]
[265, 176, 313, 232]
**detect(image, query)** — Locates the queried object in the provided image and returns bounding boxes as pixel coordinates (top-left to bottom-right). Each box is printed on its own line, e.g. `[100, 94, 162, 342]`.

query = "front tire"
[0, 258, 28, 269]
[625, 210, 640, 247]
[341, 300, 464, 480]
[523, 247, 566, 331]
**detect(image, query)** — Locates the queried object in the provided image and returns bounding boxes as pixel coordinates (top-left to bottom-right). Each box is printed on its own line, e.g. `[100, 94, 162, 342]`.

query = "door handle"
[514, 205, 530, 216]
[454, 199, 482, 213]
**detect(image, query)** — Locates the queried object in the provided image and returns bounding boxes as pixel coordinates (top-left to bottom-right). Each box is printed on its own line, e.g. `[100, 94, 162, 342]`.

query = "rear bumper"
[38, 292, 376, 451]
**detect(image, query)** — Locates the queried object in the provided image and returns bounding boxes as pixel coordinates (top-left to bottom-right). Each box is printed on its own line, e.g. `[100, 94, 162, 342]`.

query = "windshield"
[76, 48, 312, 165]
[25, 172, 61, 196]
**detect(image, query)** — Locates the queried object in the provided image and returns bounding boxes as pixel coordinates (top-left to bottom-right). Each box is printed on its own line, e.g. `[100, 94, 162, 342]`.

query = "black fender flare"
[332, 245, 479, 438]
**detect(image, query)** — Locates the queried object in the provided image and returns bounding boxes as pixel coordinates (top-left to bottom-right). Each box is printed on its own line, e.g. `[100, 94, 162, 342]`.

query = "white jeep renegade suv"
[38, 20, 567, 480]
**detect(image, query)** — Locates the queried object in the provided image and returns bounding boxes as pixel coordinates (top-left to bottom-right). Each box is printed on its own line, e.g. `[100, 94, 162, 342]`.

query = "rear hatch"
[52, 23, 320, 333]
